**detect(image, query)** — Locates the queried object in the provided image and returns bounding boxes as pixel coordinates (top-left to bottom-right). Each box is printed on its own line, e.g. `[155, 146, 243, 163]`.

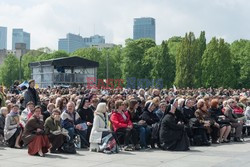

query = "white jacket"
[89, 112, 109, 144]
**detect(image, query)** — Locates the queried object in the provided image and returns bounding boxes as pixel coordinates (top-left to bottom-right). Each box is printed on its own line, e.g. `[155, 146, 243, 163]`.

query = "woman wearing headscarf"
[22, 106, 50, 157]
[159, 100, 190, 151]
[77, 97, 93, 142]
[140, 101, 160, 148]
[4, 104, 23, 148]
[89, 103, 118, 153]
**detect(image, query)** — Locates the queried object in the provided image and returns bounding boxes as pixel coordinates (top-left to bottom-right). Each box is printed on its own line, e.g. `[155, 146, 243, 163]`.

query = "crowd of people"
[0, 80, 250, 156]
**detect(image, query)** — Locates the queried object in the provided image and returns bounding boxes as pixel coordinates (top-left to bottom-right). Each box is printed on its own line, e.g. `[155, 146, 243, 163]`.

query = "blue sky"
[0, 0, 250, 50]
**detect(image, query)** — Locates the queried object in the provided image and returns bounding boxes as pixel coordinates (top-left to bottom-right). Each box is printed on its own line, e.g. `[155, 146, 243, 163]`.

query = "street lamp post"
[19, 55, 23, 81]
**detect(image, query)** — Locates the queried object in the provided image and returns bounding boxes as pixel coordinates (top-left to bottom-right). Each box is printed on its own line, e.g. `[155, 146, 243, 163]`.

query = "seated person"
[89, 103, 118, 153]
[183, 99, 210, 146]
[0, 107, 8, 141]
[155, 102, 167, 120]
[209, 99, 231, 143]
[20, 101, 34, 127]
[4, 104, 23, 148]
[42, 103, 55, 121]
[224, 99, 243, 142]
[61, 101, 89, 148]
[140, 101, 160, 148]
[159, 103, 190, 151]
[44, 108, 67, 153]
[22, 106, 50, 157]
[125, 99, 150, 149]
[110, 100, 139, 151]
[195, 100, 220, 144]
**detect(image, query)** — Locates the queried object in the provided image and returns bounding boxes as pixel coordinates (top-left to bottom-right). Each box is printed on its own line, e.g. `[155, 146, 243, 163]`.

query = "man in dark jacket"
[23, 80, 40, 107]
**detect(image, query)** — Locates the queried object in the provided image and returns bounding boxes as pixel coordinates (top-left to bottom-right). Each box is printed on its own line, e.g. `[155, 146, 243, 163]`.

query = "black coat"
[160, 112, 189, 151]
[140, 110, 159, 126]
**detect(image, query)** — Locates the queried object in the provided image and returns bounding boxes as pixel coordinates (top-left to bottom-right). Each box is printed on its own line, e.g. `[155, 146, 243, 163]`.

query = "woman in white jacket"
[89, 103, 118, 153]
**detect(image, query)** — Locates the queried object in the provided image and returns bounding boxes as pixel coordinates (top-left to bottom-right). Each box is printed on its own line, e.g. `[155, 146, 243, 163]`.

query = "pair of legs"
[219, 125, 231, 142]
[8, 127, 22, 148]
[116, 127, 138, 147]
[67, 127, 89, 147]
[28, 135, 50, 157]
[48, 134, 66, 152]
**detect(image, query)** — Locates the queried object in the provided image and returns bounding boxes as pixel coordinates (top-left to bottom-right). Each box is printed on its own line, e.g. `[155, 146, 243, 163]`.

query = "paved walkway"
[1, 138, 250, 167]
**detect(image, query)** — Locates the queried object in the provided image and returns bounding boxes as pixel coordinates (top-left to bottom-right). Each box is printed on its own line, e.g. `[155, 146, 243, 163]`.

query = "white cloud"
[0, 0, 250, 50]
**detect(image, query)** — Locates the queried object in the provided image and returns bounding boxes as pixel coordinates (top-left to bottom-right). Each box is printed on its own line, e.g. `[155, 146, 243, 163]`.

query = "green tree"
[21, 50, 45, 80]
[230, 39, 250, 88]
[145, 41, 175, 88]
[202, 37, 236, 88]
[0, 54, 19, 87]
[122, 38, 156, 82]
[175, 32, 199, 88]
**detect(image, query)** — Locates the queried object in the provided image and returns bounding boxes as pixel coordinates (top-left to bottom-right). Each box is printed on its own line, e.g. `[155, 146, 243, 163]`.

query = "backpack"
[99, 133, 119, 154]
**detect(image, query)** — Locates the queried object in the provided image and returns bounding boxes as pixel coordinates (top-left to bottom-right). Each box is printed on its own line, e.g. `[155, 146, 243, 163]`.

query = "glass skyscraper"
[12, 28, 30, 50]
[133, 17, 155, 41]
[0, 27, 7, 49]
[58, 33, 105, 53]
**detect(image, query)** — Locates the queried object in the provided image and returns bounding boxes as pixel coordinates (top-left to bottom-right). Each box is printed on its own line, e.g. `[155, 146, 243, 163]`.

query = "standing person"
[4, 104, 23, 148]
[22, 106, 50, 157]
[23, 80, 40, 107]
[160, 103, 190, 151]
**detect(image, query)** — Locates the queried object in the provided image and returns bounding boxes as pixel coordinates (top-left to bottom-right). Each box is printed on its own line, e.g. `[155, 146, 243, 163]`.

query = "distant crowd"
[0, 80, 250, 156]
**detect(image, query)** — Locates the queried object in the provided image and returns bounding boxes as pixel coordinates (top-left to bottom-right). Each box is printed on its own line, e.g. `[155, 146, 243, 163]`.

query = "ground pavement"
[1, 138, 250, 167]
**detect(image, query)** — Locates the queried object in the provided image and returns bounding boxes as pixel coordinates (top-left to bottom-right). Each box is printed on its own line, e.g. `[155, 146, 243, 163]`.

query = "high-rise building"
[12, 28, 30, 50]
[58, 33, 105, 53]
[133, 17, 155, 41]
[0, 27, 7, 49]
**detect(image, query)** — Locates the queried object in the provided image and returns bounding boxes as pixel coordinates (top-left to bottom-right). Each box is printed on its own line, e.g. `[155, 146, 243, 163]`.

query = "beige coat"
[4, 114, 19, 140]
[89, 112, 109, 144]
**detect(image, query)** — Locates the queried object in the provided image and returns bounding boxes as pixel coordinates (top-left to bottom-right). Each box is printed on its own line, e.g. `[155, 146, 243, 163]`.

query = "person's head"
[67, 101, 75, 113]
[128, 99, 139, 112]
[11, 104, 19, 113]
[47, 103, 55, 112]
[26, 101, 35, 111]
[91, 98, 99, 108]
[197, 99, 207, 111]
[171, 98, 179, 108]
[33, 106, 42, 118]
[185, 99, 193, 108]
[210, 99, 219, 109]
[43, 97, 50, 106]
[115, 100, 125, 112]
[138, 89, 145, 96]
[145, 101, 156, 112]
[62, 97, 68, 108]
[239, 96, 247, 105]
[159, 102, 167, 112]
[28, 80, 35, 88]
[178, 98, 185, 108]
[95, 103, 107, 114]
[51, 108, 61, 120]
[227, 99, 236, 108]
[0, 107, 8, 116]
[152, 89, 160, 96]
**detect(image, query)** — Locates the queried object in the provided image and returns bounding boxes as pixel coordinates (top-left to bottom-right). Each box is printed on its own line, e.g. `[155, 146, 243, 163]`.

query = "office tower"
[133, 17, 155, 40]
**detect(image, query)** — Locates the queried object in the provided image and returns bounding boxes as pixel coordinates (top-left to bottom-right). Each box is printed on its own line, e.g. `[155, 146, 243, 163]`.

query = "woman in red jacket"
[110, 100, 139, 151]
